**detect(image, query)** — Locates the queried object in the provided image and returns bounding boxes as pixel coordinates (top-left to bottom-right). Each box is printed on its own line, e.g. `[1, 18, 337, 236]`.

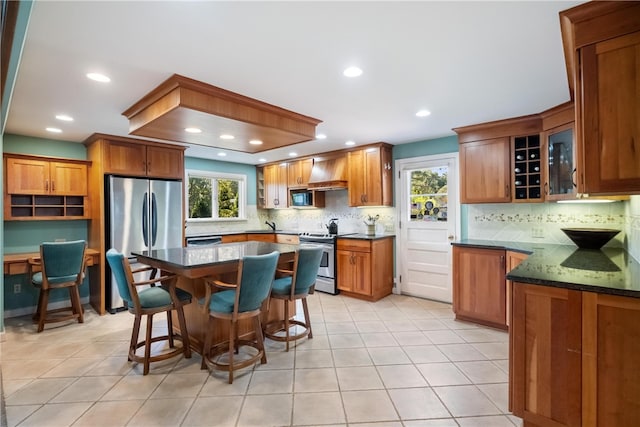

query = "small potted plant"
[364, 214, 380, 236]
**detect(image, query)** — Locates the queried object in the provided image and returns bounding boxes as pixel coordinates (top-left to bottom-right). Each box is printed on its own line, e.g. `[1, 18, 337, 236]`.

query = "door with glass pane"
[396, 154, 458, 302]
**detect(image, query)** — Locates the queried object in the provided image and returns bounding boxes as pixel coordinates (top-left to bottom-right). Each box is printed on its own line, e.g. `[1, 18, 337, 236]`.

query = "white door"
[396, 153, 459, 303]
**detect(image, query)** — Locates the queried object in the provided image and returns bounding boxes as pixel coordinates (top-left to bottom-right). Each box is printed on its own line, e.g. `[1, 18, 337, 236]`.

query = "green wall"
[185, 156, 257, 205]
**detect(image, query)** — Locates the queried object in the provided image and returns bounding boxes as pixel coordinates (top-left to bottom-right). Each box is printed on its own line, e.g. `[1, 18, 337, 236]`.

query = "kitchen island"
[133, 241, 298, 353]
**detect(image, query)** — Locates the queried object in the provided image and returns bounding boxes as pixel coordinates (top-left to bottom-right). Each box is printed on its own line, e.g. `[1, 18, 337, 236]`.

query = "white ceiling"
[6, 1, 582, 165]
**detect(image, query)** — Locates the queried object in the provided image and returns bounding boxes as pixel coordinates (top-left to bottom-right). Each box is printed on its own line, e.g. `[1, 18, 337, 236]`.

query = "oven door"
[315, 243, 334, 279]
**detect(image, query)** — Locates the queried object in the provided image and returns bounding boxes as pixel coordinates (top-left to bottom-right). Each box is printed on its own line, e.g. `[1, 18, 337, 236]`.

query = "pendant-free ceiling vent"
[122, 74, 322, 153]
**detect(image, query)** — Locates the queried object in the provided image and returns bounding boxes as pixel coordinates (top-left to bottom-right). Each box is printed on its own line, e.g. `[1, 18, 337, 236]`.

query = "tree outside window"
[187, 171, 245, 220]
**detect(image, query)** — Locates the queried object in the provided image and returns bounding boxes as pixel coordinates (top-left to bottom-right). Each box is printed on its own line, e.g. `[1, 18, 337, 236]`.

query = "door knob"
[448, 235, 455, 241]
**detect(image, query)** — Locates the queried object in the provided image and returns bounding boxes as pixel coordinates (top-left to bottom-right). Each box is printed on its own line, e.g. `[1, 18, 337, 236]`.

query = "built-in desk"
[4, 248, 101, 275]
[133, 241, 298, 352]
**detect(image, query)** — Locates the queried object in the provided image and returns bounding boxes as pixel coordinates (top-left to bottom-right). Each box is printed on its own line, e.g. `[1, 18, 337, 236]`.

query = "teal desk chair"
[106, 249, 192, 375]
[264, 246, 323, 351]
[200, 251, 279, 383]
[28, 240, 88, 333]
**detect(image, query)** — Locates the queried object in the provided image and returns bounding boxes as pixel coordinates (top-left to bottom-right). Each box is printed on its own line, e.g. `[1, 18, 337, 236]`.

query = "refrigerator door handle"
[142, 192, 149, 247]
[151, 192, 158, 246]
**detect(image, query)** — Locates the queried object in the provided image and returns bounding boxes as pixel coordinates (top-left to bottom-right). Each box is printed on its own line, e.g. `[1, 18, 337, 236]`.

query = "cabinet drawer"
[221, 234, 247, 243]
[276, 234, 299, 244]
[337, 239, 371, 252]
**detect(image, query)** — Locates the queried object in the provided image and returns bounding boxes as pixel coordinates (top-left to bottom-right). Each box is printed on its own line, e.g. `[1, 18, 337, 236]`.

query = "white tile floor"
[1, 293, 523, 427]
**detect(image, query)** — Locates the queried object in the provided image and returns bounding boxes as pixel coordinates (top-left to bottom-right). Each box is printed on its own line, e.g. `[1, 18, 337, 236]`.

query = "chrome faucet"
[265, 221, 276, 231]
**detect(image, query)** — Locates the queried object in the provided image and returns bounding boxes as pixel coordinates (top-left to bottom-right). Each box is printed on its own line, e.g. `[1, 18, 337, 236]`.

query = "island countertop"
[453, 239, 640, 298]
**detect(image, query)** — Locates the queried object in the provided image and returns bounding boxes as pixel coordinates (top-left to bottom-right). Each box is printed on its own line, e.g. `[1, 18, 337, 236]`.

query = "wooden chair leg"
[130, 314, 142, 362]
[201, 316, 215, 370]
[33, 288, 45, 321]
[254, 315, 267, 365]
[228, 320, 236, 384]
[70, 286, 84, 324]
[175, 306, 191, 358]
[144, 313, 154, 375]
[302, 297, 313, 339]
[37, 289, 50, 333]
[166, 310, 174, 348]
[284, 300, 290, 352]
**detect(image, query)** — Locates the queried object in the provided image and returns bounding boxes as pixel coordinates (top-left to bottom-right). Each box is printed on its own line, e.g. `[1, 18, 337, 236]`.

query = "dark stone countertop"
[452, 239, 640, 298]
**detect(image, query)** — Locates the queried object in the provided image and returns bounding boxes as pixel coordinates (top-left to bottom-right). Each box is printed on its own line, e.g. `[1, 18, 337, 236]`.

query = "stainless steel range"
[298, 232, 338, 295]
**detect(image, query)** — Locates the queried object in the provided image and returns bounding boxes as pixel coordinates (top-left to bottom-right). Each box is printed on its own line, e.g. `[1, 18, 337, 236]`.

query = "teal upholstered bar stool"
[106, 249, 192, 375]
[200, 251, 279, 384]
[28, 240, 88, 333]
[264, 246, 323, 351]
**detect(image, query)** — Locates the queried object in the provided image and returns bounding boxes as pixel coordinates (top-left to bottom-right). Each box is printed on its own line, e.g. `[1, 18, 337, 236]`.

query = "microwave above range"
[290, 189, 325, 208]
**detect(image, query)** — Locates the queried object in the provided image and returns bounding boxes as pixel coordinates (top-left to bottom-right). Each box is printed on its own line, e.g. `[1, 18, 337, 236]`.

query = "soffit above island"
[122, 74, 322, 154]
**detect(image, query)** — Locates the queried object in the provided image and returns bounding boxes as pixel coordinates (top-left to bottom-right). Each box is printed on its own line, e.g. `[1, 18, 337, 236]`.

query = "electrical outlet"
[531, 227, 545, 238]
[13, 284, 21, 294]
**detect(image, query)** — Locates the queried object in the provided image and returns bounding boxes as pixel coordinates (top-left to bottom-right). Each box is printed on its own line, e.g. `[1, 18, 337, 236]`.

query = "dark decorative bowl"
[561, 228, 621, 250]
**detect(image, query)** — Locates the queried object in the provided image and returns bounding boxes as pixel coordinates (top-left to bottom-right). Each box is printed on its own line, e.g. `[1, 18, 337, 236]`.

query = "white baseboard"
[3, 296, 90, 319]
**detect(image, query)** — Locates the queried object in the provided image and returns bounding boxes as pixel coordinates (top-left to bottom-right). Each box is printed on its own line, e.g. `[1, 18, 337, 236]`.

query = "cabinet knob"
[51, 181, 55, 192]
[45, 180, 49, 191]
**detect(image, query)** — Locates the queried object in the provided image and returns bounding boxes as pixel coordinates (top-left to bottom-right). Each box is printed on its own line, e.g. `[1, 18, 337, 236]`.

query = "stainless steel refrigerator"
[106, 176, 183, 312]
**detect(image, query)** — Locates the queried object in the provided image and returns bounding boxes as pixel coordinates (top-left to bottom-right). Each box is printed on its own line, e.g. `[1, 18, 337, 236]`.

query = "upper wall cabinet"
[454, 116, 542, 204]
[100, 138, 185, 180]
[287, 158, 313, 188]
[561, 1, 640, 195]
[4, 154, 90, 220]
[348, 143, 393, 207]
[262, 163, 288, 209]
[541, 101, 576, 201]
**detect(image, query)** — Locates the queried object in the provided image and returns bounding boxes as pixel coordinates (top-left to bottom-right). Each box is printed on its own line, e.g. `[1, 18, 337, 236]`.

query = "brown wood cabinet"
[221, 234, 247, 244]
[83, 134, 186, 315]
[246, 233, 276, 243]
[510, 282, 640, 427]
[459, 138, 511, 203]
[505, 250, 527, 329]
[102, 138, 184, 179]
[561, 1, 640, 196]
[287, 158, 313, 188]
[4, 154, 90, 220]
[452, 246, 507, 330]
[263, 163, 288, 209]
[347, 144, 393, 207]
[336, 237, 394, 302]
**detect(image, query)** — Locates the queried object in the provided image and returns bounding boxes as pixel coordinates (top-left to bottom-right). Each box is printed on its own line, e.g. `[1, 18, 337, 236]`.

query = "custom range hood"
[307, 156, 348, 190]
[122, 74, 322, 153]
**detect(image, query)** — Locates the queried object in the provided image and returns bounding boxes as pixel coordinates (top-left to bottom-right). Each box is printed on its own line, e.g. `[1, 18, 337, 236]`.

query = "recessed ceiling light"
[343, 66, 363, 77]
[258, 158, 267, 163]
[315, 133, 327, 140]
[46, 127, 62, 133]
[345, 140, 356, 146]
[86, 72, 110, 83]
[217, 152, 227, 157]
[249, 140, 263, 145]
[289, 152, 297, 157]
[185, 127, 202, 133]
[55, 114, 73, 122]
[416, 109, 431, 117]
[220, 134, 234, 140]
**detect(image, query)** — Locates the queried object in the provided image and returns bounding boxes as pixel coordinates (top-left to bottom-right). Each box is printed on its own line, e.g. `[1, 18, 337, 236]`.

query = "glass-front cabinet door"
[545, 122, 576, 201]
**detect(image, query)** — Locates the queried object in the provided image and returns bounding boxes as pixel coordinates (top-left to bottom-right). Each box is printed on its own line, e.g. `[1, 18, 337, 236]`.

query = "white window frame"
[185, 169, 247, 222]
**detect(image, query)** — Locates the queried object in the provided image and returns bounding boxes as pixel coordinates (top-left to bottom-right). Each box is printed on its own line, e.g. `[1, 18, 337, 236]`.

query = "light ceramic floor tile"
[294, 367, 338, 392]
[13, 402, 92, 427]
[367, 346, 412, 365]
[295, 349, 334, 368]
[434, 385, 502, 417]
[199, 372, 251, 396]
[423, 329, 465, 344]
[71, 399, 145, 427]
[6, 377, 76, 405]
[181, 396, 243, 427]
[455, 328, 509, 343]
[5, 404, 40, 427]
[456, 415, 517, 426]
[349, 311, 381, 321]
[478, 382, 510, 413]
[327, 333, 365, 349]
[403, 345, 449, 364]
[455, 361, 508, 384]
[412, 319, 449, 331]
[126, 397, 193, 426]
[342, 389, 399, 423]
[325, 321, 358, 334]
[292, 391, 346, 425]
[438, 344, 488, 362]
[247, 369, 293, 394]
[388, 387, 451, 420]
[383, 319, 419, 332]
[472, 341, 510, 359]
[336, 366, 384, 390]
[291, 334, 330, 350]
[331, 348, 373, 367]
[101, 374, 165, 401]
[361, 332, 399, 347]
[84, 356, 133, 376]
[50, 376, 121, 403]
[2, 379, 31, 397]
[377, 364, 428, 388]
[237, 393, 292, 427]
[416, 362, 471, 386]
[403, 419, 458, 427]
[392, 331, 432, 346]
[493, 359, 510, 374]
[40, 357, 103, 378]
[254, 346, 295, 370]
[150, 372, 208, 398]
[355, 320, 388, 333]
[2, 359, 66, 380]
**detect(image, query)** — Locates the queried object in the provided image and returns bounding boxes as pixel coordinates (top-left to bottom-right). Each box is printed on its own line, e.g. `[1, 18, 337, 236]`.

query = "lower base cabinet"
[510, 282, 640, 427]
[336, 237, 393, 302]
